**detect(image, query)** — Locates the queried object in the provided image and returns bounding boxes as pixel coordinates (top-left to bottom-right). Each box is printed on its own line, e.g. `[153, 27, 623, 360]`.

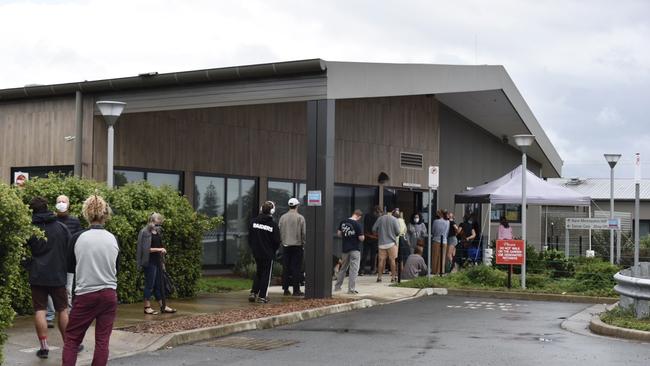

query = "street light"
[604, 153, 621, 264]
[513, 134, 535, 289]
[96, 101, 126, 188]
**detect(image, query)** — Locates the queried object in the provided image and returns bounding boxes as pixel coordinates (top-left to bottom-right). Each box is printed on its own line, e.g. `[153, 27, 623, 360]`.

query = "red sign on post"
[495, 240, 525, 265]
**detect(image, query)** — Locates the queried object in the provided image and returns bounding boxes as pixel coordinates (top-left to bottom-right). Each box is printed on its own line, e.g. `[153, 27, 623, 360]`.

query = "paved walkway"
[4, 277, 419, 365]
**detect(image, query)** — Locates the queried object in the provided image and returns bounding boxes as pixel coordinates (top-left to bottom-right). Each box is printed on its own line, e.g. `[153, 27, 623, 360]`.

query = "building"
[0, 59, 562, 271]
[548, 178, 650, 238]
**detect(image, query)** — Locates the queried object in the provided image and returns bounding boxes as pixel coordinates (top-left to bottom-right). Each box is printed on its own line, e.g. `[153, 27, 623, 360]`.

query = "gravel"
[121, 298, 352, 334]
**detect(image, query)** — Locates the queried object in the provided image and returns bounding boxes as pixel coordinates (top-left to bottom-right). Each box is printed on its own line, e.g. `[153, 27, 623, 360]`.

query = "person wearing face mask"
[136, 212, 176, 315]
[407, 213, 427, 254]
[45, 195, 83, 329]
[248, 201, 281, 303]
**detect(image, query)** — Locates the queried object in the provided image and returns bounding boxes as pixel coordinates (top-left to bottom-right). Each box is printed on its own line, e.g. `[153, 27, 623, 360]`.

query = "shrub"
[571, 259, 619, 296]
[0, 184, 39, 364]
[14, 175, 221, 312]
[540, 249, 575, 278]
[464, 265, 508, 287]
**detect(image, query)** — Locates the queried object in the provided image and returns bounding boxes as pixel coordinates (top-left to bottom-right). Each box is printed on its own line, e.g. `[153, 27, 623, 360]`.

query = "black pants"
[251, 257, 273, 299]
[282, 246, 303, 293]
[361, 240, 378, 274]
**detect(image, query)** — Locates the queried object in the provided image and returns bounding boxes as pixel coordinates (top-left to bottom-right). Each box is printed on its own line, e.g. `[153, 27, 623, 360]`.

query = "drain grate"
[202, 336, 299, 351]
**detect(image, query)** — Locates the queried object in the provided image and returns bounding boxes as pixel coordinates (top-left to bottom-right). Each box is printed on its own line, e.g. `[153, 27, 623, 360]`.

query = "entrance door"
[393, 190, 425, 222]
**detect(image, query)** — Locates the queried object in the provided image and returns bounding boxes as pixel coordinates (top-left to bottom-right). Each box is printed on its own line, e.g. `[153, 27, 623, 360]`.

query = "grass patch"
[601, 306, 650, 332]
[196, 276, 252, 294]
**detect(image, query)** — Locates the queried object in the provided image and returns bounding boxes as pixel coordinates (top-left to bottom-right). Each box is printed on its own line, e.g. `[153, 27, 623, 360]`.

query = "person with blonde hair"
[62, 195, 119, 366]
[136, 212, 176, 315]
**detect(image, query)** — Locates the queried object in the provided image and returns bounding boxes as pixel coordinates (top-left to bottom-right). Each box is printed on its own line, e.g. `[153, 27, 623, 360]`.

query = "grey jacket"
[136, 226, 163, 268]
[279, 210, 306, 247]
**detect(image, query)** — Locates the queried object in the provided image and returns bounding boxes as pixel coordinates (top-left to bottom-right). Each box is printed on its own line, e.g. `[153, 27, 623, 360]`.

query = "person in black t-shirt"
[334, 209, 365, 294]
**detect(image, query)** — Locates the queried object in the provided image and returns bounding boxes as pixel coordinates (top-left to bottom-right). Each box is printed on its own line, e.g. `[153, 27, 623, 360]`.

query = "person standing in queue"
[334, 209, 365, 294]
[279, 198, 306, 297]
[62, 195, 119, 366]
[45, 195, 83, 329]
[248, 201, 281, 303]
[25, 197, 71, 359]
[137, 213, 177, 315]
[372, 208, 401, 283]
[430, 209, 450, 275]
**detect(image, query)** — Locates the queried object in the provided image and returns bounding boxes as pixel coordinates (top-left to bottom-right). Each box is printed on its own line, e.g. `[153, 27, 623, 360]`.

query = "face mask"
[55, 202, 68, 213]
[414, 218, 420, 223]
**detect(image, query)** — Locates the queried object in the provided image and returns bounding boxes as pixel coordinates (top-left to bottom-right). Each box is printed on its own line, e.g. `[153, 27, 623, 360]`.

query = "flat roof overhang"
[324, 61, 562, 177]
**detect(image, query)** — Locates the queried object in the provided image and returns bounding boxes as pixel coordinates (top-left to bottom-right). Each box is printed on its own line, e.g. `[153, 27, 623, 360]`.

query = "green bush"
[571, 259, 619, 296]
[13, 175, 221, 313]
[464, 265, 508, 287]
[540, 250, 575, 278]
[0, 184, 39, 364]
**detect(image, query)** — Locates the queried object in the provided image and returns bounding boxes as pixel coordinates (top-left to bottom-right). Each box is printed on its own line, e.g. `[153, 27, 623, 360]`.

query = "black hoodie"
[248, 214, 281, 261]
[27, 212, 71, 287]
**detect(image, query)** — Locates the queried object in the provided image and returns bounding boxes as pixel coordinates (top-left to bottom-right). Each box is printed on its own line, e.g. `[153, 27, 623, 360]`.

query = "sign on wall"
[13, 171, 28, 187]
[495, 240, 525, 265]
[307, 190, 322, 206]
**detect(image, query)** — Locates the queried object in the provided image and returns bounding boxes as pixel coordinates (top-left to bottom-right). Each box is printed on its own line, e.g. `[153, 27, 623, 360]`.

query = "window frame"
[10, 165, 74, 183]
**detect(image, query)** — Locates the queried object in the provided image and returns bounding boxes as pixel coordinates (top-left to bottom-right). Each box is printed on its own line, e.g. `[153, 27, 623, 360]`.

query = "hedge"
[0, 184, 39, 364]
[13, 174, 221, 312]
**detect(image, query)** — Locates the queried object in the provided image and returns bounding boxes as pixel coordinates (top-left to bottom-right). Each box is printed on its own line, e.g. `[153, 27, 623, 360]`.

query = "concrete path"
[3, 277, 418, 365]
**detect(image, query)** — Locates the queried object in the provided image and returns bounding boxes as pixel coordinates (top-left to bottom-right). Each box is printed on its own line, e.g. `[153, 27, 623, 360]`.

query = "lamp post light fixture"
[96, 101, 126, 188]
[513, 134, 535, 289]
[604, 153, 621, 264]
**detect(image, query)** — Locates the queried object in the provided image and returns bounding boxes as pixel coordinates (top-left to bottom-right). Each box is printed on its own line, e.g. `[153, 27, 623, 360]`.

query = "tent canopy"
[454, 165, 591, 206]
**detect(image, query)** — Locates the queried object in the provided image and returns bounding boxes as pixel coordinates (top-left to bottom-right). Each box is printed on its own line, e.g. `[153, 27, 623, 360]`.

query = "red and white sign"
[495, 240, 525, 265]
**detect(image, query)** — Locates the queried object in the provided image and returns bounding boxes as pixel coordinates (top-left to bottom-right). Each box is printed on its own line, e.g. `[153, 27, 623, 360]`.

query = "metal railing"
[614, 262, 650, 319]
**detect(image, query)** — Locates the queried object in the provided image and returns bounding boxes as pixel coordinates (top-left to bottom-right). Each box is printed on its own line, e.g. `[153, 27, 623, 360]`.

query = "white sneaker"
[347, 289, 359, 294]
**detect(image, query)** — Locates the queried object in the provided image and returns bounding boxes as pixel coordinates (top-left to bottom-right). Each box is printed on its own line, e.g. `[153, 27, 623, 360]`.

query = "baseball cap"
[288, 198, 300, 207]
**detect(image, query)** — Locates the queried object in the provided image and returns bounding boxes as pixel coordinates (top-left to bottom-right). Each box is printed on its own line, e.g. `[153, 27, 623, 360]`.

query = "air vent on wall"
[400, 152, 423, 169]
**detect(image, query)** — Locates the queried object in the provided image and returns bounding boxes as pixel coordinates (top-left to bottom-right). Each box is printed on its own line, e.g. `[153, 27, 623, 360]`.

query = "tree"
[201, 181, 221, 217]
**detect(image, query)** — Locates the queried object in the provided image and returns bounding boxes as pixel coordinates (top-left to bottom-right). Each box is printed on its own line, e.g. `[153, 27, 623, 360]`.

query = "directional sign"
[495, 240, 525, 265]
[566, 218, 613, 230]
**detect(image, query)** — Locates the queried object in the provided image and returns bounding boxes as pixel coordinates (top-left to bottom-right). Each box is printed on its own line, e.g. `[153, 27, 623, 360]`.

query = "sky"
[1, 0, 648, 179]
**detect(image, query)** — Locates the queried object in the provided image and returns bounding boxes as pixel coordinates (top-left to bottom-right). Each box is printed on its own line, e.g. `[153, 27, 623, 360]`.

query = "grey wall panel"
[439, 103, 542, 244]
[95, 76, 327, 114]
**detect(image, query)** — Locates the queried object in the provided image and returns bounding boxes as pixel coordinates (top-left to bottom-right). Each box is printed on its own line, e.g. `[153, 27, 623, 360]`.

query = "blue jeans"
[143, 263, 163, 301]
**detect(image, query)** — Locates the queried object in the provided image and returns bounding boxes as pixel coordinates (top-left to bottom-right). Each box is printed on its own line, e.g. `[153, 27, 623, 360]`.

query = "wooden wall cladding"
[334, 95, 439, 188]
[0, 97, 77, 182]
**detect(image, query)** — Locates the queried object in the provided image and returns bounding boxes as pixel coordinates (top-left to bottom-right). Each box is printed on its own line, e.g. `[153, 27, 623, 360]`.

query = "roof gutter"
[0, 59, 327, 101]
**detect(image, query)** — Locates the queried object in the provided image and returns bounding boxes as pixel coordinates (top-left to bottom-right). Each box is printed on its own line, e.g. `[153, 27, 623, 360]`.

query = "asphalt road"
[114, 296, 650, 366]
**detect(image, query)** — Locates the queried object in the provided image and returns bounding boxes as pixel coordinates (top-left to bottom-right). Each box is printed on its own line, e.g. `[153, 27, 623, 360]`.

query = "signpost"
[496, 239, 525, 288]
[634, 153, 641, 266]
[427, 166, 439, 278]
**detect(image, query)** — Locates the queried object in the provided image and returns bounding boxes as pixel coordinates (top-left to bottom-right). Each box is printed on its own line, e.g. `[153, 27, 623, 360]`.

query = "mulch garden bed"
[121, 298, 353, 334]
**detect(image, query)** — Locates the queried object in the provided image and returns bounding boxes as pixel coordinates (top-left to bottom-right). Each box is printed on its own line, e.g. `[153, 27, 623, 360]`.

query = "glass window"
[195, 176, 226, 266]
[491, 204, 521, 223]
[268, 181, 294, 220]
[297, 183, 307, 216]
[114, 170, 145, 187]
[195, 175, 256, 267]
[354, 187, 377, 227]
[147, 172, 181, 190]
[226, 178, 256, 265]
[113, 168, 183, 192]
[639, 220, 650, 238]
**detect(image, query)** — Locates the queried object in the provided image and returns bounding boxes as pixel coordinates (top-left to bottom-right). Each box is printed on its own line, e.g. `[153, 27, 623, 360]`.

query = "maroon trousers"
[62, 289, 117, 366]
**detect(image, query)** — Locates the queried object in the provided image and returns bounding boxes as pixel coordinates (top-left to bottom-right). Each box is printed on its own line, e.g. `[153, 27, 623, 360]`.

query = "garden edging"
[589, 313, 650, 342]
